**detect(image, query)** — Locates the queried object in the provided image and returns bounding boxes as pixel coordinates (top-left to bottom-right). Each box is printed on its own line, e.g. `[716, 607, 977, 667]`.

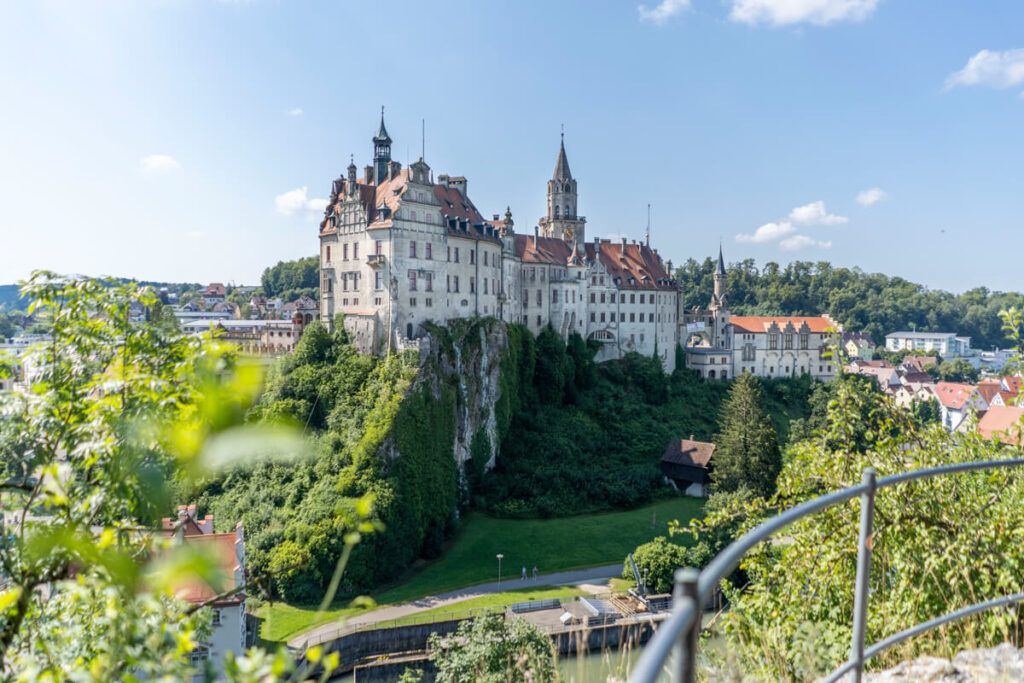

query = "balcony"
[366, 254, 385, 268]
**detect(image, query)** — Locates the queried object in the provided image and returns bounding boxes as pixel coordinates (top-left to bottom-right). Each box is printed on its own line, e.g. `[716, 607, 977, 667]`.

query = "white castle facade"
[317, 114, 682, 371]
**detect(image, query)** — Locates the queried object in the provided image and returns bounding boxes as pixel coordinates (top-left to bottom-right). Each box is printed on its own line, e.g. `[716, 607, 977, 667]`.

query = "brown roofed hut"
[661, 437, 715, 497]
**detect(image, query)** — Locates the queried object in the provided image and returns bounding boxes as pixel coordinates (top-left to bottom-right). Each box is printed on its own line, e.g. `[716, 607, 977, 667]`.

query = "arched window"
[709, 369, 716, 379]
[406, 323, 413, 339]
[554, 206, 560, 218]
[564, 205, 569, 217]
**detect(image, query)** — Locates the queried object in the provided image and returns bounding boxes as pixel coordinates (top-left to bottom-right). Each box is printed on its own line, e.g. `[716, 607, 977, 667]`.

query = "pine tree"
[711, 372, 781, 497]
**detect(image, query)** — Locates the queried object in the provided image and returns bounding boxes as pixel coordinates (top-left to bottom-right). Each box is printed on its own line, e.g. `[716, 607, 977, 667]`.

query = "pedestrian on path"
[521, 566, 527, 580]
[533, 566, 538, 580]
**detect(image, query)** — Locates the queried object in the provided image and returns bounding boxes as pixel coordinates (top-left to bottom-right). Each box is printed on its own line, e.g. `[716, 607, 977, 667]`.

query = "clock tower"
[539, 134, 586, 246]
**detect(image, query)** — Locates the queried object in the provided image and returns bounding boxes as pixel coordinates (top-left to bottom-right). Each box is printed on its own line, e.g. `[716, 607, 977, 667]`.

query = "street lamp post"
[496, 553, 504, 587]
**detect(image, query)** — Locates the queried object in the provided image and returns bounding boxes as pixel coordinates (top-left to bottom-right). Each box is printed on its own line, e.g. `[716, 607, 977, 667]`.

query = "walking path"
[288, 563, 623, 648]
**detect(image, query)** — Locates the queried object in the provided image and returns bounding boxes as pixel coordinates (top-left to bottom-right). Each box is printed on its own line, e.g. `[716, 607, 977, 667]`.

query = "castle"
[318, 113, 682, 371]
[681, 249, 839, 381]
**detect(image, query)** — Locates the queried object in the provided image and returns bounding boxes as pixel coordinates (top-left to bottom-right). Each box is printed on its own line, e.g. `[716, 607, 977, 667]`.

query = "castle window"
[600, 276, 605, 285]
[600, 293, 605, 303]
[640, 294, 645, 304]
[800, 332, 809, 350]
[426, 242, 432, 259]
[426, 298, 432, 307]
[552, 290, 558, 304]
[470, 277, 475, 293]
[353, 243, 359, 259]
[342, 273, 349, 291]
[590, 312, 595, 322]
[353, 272, 361, 290]
[375, 240, 383, 256]
[409, 272, 417, 291]
[343, 244, 349, 260]
[453, 276, 460, 292]
[409, 241, 417, 258]
[590, 293, 595, 304]
[540, 269, 545, 281]
[620, 313, 625, 322]
[326, 246, 331, 262]
[554, 206, 560, 218]
[484, 278, 488, 294]
[447, 246, 451, 261]
[769, 333, 778, 350]
[410, 298, 417, 307]
[530, 268, 536, 281]
[523, 289, 528, 307]
[564, 205, 569, 217]
[483, 251, 488, 266]
[470, 250, 475, 265]
[784, 334, 793, 350]
[537, 315, 542, 326]
[425, 273, 433, 292]
[454, 248, 460, 263]
[630, 313, 635, 322]
[375, 272, 383, 290]
[411, 210, 417, 222]
[536, 290, 542, 306]
[601, 312, 606, 322]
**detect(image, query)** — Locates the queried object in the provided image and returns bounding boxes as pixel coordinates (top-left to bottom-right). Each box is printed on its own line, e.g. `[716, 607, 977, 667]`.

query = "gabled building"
[977, 405, 1024, 445]
[842, 331, 874, 360]
[934, 382, 988, 432]
[162, 506, 247, 678]
[661, 436, 715, 497]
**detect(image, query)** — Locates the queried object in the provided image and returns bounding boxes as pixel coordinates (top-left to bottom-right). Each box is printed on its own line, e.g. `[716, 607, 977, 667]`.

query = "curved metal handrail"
[822, 592, 1024, 683]
[630, 458, 1024, 683]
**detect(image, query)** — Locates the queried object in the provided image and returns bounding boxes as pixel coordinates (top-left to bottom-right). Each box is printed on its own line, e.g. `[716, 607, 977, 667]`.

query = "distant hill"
[0, 278, 204, 312]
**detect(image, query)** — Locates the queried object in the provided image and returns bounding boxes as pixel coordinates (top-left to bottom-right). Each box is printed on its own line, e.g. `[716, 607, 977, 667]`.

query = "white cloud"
[856, 187, 888, 206]
[139, 154, 181, 172]
[736, 221, 797, 243]
[287, 108, 304, 116]
[275, 187, 327, 216]
[729, 0, 880, 26]
[780, 234, 832, 251]
[945, 49, 1024, 91]
[638, 0, 690, 24]
[183, 230, 205, 239]
[788, 200, 848, 226]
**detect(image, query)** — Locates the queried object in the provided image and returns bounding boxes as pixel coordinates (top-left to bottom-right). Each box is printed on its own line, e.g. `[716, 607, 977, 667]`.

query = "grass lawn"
[257, 496, 705, 642]
[389, 585, 587, 626]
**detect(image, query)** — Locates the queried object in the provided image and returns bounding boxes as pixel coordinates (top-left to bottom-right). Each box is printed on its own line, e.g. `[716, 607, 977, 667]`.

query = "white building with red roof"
[162, 505, 247, 676]
[933, 382, 989, 432]
[317, 113, 681, 369]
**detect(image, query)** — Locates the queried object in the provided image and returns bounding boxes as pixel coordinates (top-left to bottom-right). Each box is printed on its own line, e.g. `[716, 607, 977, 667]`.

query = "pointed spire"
[716, 244, 726, 276]
[553, 135, 572, 181]
[374, 106, 391, 144]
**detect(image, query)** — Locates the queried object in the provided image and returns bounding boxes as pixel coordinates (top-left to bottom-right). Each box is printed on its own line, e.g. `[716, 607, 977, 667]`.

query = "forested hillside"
[192, 318, 816, 603]
[675, 258, 1024, 349]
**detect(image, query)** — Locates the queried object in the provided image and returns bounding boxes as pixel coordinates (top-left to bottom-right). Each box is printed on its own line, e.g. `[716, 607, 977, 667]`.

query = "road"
[287, 563, 623, 649]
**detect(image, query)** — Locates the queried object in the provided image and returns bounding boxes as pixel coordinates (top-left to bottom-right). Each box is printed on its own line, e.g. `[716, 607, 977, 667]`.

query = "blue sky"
[1, 0, 1022, 292]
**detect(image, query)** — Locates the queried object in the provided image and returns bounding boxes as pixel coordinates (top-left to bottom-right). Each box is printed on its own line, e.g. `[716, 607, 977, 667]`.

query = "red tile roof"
[934, 382, 979, 410]
[588, 240, 674, 290]
[1004, 376, 1023, 397]
[902, 356, 938, 372]
[729, 316, 834, 334]
[977, 405, 1024, 445]
[170, 533, 243, 605]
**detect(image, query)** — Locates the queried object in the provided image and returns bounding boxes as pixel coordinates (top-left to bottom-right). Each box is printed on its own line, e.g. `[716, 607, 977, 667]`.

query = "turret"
[713, 245, 727, 307]
[373, 107, 392, 185]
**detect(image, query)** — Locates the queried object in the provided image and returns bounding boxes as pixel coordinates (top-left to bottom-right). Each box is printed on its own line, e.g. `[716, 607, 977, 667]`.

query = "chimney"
[364, 165, 374, 185]
[621, 237, 627, 254]
[534, 225, 539, 247]
[438, 174, 449, 188]
[448, 176, 467, 199]
[689, 434, 694, 441]
[389, 160, 401, 180]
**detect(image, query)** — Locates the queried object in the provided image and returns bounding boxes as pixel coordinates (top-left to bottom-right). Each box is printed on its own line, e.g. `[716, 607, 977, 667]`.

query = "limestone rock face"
[862, 644, 1024, 682]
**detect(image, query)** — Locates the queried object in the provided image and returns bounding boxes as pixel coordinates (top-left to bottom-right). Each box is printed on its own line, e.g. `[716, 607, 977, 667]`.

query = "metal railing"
[630, 458, 1024, 683]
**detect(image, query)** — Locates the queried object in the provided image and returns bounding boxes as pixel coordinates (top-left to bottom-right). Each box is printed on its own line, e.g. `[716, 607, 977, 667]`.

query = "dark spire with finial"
[553, 126, 572, 181]
[374, 106, 391, 144]
[716, 243, 726, 276]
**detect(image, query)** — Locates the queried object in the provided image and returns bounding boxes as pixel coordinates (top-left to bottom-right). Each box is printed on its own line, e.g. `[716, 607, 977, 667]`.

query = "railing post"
[849, 468, 877, 683]
[673, 568, 702, 683]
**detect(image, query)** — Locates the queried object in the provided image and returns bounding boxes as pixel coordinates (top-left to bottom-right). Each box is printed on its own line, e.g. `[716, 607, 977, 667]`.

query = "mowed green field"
[257, 496, 705, 642]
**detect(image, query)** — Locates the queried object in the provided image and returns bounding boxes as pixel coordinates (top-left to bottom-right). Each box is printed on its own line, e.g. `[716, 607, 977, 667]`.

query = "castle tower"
[373, 108, 392, 185]
[712, 245, 728, 308]
[539, 134, 586, 245]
